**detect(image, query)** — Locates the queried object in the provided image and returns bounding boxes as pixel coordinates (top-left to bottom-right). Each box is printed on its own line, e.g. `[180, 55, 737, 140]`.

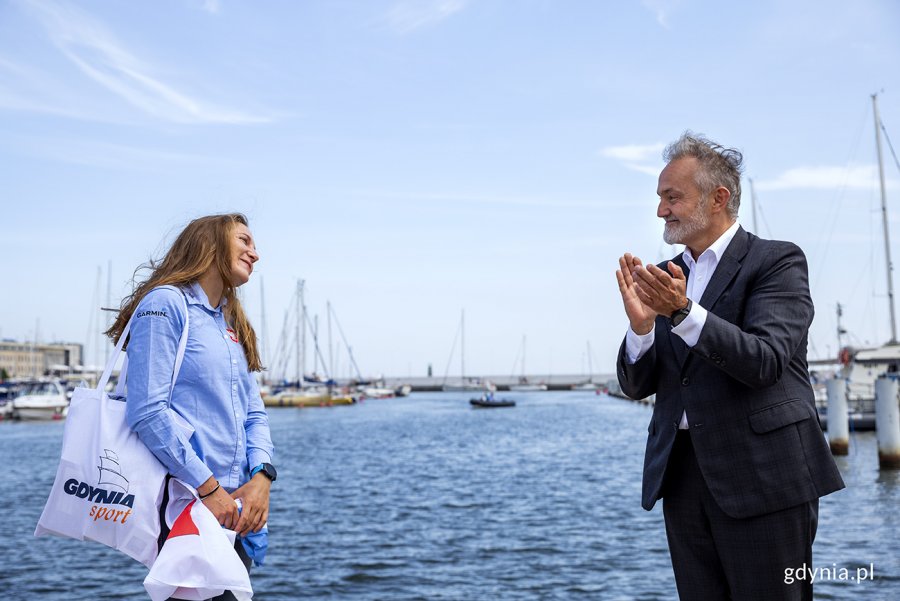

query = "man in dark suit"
[615, 133, 844, 600]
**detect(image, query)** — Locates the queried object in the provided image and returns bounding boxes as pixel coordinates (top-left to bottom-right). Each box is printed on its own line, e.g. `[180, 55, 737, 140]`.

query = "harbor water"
[2, 391, 898, 599]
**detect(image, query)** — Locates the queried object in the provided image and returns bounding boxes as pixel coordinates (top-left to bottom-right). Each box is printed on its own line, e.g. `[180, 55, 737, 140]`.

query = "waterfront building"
[0, 340, 83, 379]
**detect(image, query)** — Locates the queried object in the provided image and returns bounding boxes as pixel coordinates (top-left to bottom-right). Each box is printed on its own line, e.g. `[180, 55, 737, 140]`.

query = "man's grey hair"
[663, 132, 744, 220]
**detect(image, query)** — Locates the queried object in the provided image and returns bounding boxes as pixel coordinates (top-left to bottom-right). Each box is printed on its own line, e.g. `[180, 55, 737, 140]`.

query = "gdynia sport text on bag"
[35, 287, 190, 568]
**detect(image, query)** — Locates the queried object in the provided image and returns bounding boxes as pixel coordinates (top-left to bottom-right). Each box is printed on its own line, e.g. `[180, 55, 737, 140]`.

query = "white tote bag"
[35, 287, 190, 568]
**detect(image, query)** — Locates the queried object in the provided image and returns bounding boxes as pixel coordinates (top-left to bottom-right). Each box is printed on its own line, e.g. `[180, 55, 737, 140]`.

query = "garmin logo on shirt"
[136, 310, 168, 318]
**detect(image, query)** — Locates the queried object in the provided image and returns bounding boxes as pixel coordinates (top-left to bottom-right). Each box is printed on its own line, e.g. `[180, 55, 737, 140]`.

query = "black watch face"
[263, 463, 277, 481]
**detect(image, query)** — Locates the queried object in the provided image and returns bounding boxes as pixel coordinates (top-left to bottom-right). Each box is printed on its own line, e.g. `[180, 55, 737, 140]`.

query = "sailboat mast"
[586, 340, 593, 382]
[93, 266, 102, 370]
[836, 303, 846, 354]
[259, 276, 269, 374]
[105, 261, 112, 366]
[522, 335, 527, 379]
[296, 279, 306, 387]
[748, 177, 760, 235]
[461, 309, 466, 380]
[327, 301, 334, 379]
[873, 93, 897, 344]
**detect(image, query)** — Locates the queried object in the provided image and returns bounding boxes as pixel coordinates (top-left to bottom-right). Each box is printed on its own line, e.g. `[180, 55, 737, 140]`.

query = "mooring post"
[875, 375, 900, 469]
[826, 378, 849, 455]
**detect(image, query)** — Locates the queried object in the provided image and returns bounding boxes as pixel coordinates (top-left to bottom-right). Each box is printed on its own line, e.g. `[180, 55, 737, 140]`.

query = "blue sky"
[2, 0, 899, 379]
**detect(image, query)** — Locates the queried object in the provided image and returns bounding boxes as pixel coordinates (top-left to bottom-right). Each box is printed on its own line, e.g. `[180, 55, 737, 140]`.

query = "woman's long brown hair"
[105, 213, 263, 372]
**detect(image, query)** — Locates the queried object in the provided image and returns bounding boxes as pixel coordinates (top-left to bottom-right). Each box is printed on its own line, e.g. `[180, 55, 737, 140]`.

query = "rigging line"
[868, 189, 884, 346]
[441, 318, 462, 386]
[273, 290, 297, 381]
[329, 305, 363, 381]
[811, 103, 871, 292]
[272, 308, 286, 378]
[808, 335, 821, 361]
[755, 200, 774, 239]
[880, 120, 900, 175]
[845, 258, 874, 306]
[303, 309, 331, 380]
[508, 341, 522, 380]
[812, 212, 875, 351]
[589, 345, 602, 377]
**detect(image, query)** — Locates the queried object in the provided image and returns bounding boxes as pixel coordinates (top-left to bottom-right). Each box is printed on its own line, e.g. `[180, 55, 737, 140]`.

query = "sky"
[2, 0, 900, 381]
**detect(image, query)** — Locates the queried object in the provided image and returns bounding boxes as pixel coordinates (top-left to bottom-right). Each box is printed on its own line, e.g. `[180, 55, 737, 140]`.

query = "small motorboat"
[11, 380, 69, 420]
[469, 395, 516, 408]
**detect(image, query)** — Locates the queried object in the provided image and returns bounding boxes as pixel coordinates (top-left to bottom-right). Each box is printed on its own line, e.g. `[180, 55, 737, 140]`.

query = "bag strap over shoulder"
[100, 286, 190, 404]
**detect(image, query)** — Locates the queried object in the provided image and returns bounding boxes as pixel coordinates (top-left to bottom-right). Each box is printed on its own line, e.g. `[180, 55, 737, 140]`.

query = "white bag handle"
[99, 286, 190, 401]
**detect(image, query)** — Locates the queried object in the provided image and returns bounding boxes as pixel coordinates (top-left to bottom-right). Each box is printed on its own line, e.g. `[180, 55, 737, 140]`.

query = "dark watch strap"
[252, 462, 277, 482]
[670, 299, 693, 327]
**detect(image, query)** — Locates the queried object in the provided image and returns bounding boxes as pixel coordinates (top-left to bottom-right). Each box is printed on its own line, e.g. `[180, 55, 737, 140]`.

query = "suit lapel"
[668, 227, 750, 370]
[667, 255, 691, 368]
[698, 226, 749, 310]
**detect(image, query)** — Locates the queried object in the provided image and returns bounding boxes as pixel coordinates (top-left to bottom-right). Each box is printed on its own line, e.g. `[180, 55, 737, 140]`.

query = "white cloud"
[600, 143, 664, 178]
[0, 57, 102, 119]
[641, 0, 680, 29]
[199, 0, 221, 15]
[386, 0, 467, 34]
[600, 143, 664, 162]
[18, 0, 268, 124]
[339, 189, 637, 209]
[4, 134, 232, 169]
[754, 164, 897, 191]
[623, 163, 662, 177]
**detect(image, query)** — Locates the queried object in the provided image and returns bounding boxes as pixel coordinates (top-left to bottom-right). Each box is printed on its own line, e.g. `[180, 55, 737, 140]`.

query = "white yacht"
[12, 381, 69, 420]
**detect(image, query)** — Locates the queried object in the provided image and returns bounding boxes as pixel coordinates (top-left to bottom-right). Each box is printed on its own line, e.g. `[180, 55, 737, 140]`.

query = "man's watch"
[251, 462, 277, 482]
[670, 299, 693, 328]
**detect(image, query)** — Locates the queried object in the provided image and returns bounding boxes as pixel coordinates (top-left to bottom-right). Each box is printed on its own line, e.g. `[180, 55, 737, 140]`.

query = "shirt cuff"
[625, 326, 655, 364]
[671, 302, 708, 347]
[172, 455, 214, 489]
[247, 449, 273, 471]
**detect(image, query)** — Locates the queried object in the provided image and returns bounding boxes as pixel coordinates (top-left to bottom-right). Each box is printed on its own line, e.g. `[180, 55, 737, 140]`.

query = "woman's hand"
[197, 477, 240, 530]
[231, 475, 271, 536]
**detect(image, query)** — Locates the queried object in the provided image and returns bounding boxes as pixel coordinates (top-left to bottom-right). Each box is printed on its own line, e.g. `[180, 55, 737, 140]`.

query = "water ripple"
[1, 392, 897, 599]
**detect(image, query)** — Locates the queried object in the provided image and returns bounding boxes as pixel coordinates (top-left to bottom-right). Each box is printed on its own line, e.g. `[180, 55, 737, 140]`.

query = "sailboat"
[262, 280, 356, 407]
[441, 310, 494, 392]
[508, 335, 548, 391]
[572, 341, 602, 390]
[818, 93, 900, 430]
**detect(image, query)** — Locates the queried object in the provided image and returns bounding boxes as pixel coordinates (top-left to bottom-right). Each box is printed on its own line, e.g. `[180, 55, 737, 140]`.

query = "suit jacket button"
[681, 377, 690, 386]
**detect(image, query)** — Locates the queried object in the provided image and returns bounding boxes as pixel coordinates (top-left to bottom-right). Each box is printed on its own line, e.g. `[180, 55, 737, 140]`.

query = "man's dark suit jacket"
[617, 226, 844, 519]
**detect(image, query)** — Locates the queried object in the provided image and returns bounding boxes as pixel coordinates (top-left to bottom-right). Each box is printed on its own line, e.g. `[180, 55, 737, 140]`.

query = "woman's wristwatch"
[250, 462, 277, 482]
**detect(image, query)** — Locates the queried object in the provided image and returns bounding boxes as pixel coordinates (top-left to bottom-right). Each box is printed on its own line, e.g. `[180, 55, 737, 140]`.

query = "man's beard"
[663, 200, 709, 245]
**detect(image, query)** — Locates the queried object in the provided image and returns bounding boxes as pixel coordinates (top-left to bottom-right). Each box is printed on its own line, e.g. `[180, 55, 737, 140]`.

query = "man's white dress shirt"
[625, 220, 741, 429]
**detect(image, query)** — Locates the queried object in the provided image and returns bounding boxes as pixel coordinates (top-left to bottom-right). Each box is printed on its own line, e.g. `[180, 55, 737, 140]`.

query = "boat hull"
[469, 399, 516, 408]
[263, 392, 356, 407]
[12, 394, 68, 420]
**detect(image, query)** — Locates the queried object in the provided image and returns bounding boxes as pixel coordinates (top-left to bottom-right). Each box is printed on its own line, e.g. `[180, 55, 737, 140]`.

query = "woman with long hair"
[106, 213, 275, 595]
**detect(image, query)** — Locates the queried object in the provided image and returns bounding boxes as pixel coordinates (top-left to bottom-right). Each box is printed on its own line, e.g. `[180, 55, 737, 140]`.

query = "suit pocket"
[749, 399, 811, 433]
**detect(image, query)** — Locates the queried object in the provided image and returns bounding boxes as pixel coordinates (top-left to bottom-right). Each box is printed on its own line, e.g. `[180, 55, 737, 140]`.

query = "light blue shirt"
[125, 282, 274, 490]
